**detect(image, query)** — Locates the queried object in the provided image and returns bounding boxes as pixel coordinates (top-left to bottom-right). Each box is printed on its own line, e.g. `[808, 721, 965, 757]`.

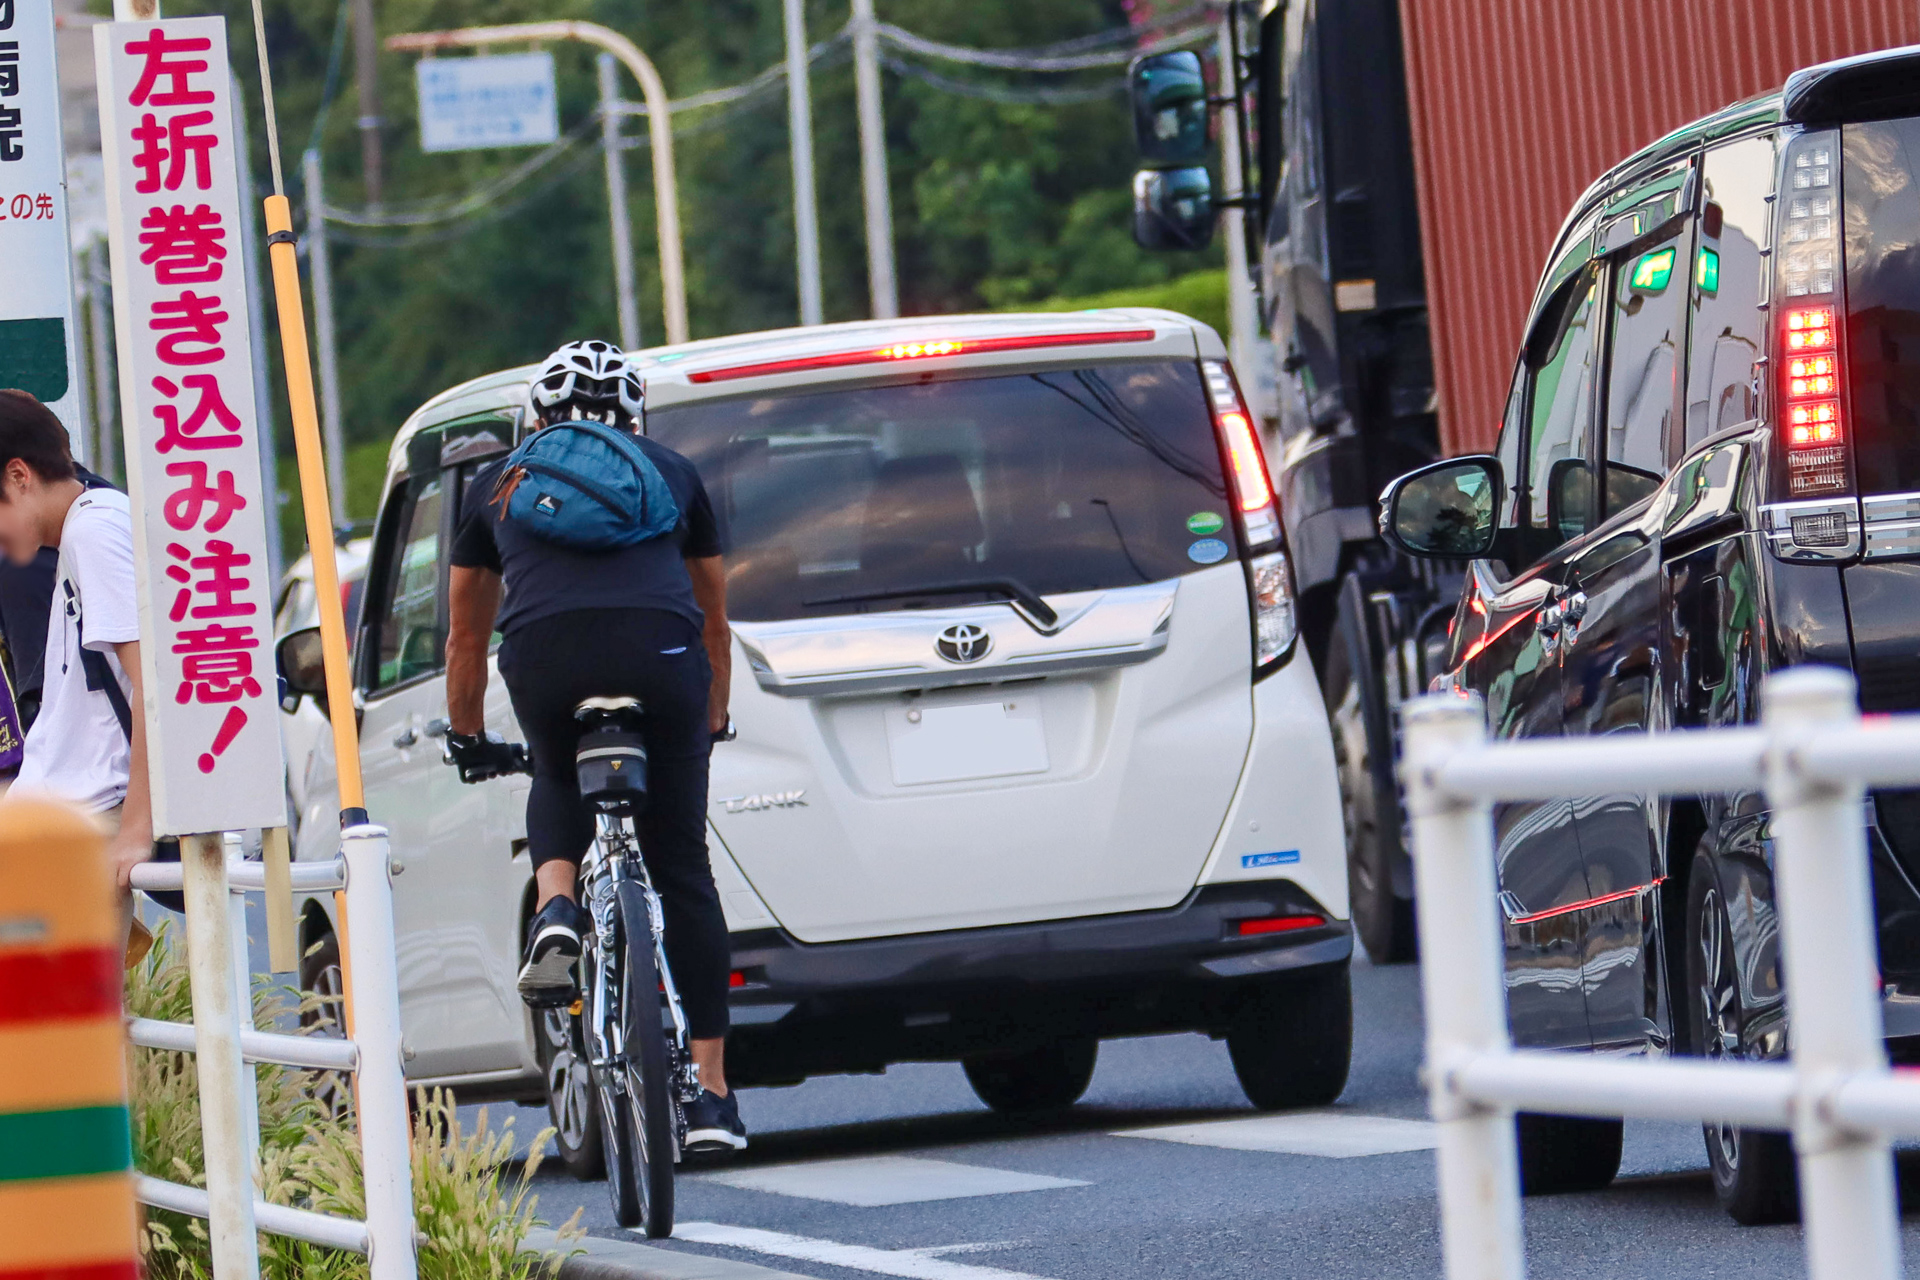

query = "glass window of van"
[1602, 218, 1691, 512]
[370, 475, 445, 689]
[1687, 135, 1775, 449]
[1526, 270, 1601, 546]
[647, 362, 1232, 624]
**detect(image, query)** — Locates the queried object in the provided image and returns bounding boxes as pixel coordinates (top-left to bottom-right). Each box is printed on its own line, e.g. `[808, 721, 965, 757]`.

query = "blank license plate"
[885, 700, 1049, 787]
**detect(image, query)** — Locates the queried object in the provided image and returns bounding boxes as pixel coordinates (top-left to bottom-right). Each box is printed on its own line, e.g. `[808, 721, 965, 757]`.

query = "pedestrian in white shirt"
[0, 390, 153, 900]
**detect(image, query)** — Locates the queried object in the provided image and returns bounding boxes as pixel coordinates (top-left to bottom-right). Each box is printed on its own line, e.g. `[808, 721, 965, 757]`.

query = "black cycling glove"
[444, 731, 527, 783]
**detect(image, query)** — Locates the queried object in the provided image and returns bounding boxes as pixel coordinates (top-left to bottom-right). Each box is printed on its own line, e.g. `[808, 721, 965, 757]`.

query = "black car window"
[368, 473, 446, 690]
[1524, 268, 1602, 549]
[1601, 221, 1692, 514]
[1844, 117, 1920, 495]
[1687, 135, 1776, 449]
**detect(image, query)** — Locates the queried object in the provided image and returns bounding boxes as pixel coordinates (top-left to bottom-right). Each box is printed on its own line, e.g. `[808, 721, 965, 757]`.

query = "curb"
[524, 1228, 812, 1280]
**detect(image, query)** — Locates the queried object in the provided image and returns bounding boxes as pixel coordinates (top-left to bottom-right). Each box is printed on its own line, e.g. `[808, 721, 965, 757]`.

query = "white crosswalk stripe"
[1113, 1110, 1438, 1157]
[696, 1154, 1088, 1206]
[673, 1222, 1056, 1280]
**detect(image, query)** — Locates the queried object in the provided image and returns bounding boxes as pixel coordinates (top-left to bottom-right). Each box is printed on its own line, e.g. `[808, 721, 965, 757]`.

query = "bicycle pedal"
[568, 997, 584, 1016]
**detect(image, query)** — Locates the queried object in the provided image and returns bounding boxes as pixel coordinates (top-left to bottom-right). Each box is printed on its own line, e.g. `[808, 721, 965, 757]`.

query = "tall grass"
[127, 924, 579, 1279]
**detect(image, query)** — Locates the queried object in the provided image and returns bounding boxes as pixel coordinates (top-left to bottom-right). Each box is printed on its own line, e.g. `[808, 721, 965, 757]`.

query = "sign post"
[1, 0, 89, 459]
[94, 17, 286, 1278]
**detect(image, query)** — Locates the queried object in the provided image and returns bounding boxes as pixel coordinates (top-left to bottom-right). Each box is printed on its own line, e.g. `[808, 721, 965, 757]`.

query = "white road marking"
[1113, 1109, 1438, 1157]
[673, 1222, 1055, 1280]
[696, 1155, 1088, 1206]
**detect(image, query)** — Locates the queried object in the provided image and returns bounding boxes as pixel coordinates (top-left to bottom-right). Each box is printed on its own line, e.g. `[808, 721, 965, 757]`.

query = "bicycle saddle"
[574, 696, 646, 734]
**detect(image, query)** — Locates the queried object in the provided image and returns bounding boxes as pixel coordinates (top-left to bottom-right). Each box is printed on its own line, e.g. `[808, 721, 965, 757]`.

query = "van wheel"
[1227, 965, 1353, 1110]
[1687, 852, 1798, 1224]
[1516, 1113, 1623, 1194]
[537, 1003, 606, 1180]
[1332, 675, 1417, 963]
[963, 1039, 1097, 1113]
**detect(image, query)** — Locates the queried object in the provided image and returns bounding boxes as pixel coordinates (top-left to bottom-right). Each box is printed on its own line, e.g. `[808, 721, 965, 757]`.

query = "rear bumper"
[722, 881, 1349, 1085]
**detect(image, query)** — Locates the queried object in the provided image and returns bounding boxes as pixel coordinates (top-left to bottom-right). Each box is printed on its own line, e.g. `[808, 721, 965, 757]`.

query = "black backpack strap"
[66, 577, 133, 741]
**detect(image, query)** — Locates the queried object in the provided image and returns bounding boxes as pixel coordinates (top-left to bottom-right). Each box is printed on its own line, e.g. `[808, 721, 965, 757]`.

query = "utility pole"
[353, 0, 384, 204]
[1216, 6, 1268, 420]
[850, 0, 897, 318]
[598, 54, 641, 350]
[303, 148, 349, 529]
[784, 0, 823, 325]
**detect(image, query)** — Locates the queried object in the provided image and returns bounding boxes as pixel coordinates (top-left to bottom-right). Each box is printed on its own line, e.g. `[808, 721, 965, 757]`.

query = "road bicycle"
[518, 696, 699, 1236]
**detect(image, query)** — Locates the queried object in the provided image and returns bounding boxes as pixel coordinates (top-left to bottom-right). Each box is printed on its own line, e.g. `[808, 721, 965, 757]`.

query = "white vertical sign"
[0, 0, 86, 448]
[95, 14, 285, 837]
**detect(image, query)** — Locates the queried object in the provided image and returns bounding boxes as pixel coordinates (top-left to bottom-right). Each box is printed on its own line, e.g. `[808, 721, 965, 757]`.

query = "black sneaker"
[683, 1088, 748, 1153]
[518, 896, 588, 1008]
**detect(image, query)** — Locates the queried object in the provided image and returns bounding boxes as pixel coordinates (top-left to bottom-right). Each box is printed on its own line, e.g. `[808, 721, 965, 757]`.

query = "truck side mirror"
[1129, 50, 1210, 166]
[1132, 167, 1215, 251]
[1379, 457, 1504, 559]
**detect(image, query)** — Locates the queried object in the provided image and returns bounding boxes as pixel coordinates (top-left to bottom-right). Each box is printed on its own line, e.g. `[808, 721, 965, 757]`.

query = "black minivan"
[1380, 47, 1920, 1223]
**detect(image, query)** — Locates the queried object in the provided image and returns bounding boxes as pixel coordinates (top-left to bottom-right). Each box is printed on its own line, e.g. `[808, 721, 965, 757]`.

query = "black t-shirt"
[449, 429, 722, 636]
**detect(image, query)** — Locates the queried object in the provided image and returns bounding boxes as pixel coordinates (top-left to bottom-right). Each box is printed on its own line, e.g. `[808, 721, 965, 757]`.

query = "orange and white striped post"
[0, 800, 137, 1280]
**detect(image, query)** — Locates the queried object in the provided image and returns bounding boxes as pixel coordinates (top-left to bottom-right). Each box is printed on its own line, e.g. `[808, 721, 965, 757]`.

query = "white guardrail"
[1403, 667, 1920, 1280]
[128, 824, 416, 1278]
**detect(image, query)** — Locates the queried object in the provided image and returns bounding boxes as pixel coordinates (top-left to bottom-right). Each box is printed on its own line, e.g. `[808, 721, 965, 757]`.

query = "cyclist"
[441, 340, 745, 1153]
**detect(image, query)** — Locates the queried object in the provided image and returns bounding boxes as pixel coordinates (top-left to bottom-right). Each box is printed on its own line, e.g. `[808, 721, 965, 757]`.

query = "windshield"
[647, 361, 1232, 623]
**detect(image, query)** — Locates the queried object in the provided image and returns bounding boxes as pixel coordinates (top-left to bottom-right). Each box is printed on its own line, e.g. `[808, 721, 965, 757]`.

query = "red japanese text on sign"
[97, 14, 284, 834]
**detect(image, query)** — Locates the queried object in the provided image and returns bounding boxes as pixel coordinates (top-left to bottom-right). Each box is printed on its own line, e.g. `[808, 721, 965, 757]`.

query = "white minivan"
[281, 310, 1350, 1162]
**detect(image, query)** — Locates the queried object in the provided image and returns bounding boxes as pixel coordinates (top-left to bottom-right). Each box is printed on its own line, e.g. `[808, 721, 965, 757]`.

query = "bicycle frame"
[579, 810, 702, 1141]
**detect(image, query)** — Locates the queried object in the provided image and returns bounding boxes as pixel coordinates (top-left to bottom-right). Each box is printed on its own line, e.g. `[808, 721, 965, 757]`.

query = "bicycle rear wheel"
[616, 880, 678, 1238]
[591, 924, 644, 1228]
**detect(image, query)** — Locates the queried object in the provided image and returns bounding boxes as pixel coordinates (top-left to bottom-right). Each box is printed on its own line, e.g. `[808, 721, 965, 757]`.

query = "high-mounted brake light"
[685, 328, 1157, 384]
[1776, 132, 1850, 498]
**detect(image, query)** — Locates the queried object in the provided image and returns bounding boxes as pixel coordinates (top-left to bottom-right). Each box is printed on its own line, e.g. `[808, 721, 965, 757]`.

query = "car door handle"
[1536, 604, 1564, 634]
[1563, 591, 1588, 622]
[392, 725, 418, 748]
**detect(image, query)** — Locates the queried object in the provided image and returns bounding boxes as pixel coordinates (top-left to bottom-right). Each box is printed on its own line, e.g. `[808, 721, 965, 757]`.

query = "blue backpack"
[498, 419, 681, 550]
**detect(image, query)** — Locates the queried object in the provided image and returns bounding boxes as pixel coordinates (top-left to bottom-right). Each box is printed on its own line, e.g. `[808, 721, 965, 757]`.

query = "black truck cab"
[1381, 47, 1920, 1221]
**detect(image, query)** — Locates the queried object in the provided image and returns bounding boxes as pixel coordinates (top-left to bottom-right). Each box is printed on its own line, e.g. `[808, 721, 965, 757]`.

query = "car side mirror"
[1379, 456, 1504, 559]
[1129, 50, 1209, 166]
[1132, 167, 1214, 251]
[276, 626, 327, 705]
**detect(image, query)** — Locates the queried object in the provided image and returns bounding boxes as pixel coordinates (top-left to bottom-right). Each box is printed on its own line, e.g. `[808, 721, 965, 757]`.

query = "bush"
[1016, 268, 1230, 339]
[127, 925, 578, 1278]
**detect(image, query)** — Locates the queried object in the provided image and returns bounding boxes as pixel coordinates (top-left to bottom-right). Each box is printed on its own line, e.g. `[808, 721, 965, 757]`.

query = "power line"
[882, 56, 1125, 105]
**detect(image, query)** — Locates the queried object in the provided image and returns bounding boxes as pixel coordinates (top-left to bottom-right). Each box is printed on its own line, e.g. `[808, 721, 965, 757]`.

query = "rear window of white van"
[648, 360, 1233, 623]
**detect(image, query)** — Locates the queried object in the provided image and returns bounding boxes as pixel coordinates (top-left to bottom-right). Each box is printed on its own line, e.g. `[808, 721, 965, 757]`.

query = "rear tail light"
[1776, 131, 1850, 498]
[1234, 914, 1326, 937]
[1202, 359, 1295, 669]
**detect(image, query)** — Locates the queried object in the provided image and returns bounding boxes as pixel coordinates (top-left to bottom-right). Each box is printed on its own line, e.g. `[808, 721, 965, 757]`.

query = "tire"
[1330, 669, 1417, 963]
[1686, 851, 1799, 1224]
[297, 929, 351, 1118]
[1226, 965, 1353, 1110]
[536, 1002, 606, 1181]
[1515, 1113, 1623, 1195]
[963, 1039, 1098, 1113]
[615, 881, 677, 1238]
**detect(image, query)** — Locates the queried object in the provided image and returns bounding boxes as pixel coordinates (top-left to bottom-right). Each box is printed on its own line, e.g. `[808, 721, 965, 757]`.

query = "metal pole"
[181, 832, 261, 1280]
[66, 245, 93, 471]
[85, 244, 117, 482]
[850, 0, 897, 319]
[226, 850, 262, 1168]
[303, 148, 349, 530]
[1763, 669, 1901, 1280]
[1216, 7, 1261, 409]
[340, 821, 416, 1280]
[784, 0, 823, 326]
[233, 80, 284, 584]
[1402, 693, 1526, 1280]
[352, 0, 384, 206]
[384, 22, 687, 343]
[597, 53, 641, 351]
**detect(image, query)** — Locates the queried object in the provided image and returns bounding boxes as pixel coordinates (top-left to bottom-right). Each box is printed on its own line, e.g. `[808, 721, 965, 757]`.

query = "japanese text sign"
[95, 15, 285, 837]
[416, 53, 558, 153]
[0, 0, 85, 437]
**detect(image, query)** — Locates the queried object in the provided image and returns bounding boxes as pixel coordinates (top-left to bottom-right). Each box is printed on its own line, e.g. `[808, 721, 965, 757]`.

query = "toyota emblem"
[935, 622, 992, 664]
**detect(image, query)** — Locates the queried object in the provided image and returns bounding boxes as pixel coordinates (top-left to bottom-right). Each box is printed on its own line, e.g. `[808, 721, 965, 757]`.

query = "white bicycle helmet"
[527, 339, 646, 422]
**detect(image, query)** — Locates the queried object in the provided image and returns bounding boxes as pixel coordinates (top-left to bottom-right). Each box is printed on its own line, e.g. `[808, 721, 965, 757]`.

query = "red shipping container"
[1399, 0, 1920, 455]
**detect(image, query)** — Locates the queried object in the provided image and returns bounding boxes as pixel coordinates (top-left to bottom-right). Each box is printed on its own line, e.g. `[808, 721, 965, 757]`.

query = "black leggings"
[499, 608, 729, 1039]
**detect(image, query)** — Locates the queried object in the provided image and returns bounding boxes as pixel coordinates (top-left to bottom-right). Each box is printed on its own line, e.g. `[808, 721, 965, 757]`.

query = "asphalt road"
[461, 951, 1920, 1280]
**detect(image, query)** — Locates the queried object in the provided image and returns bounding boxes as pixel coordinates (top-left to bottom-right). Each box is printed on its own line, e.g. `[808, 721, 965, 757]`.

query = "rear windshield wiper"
[804, 577, 1061, 631]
